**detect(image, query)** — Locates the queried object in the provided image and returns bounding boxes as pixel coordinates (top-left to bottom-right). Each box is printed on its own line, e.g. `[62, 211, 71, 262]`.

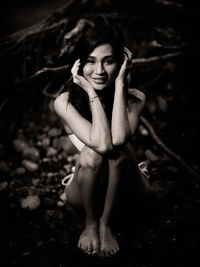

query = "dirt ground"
[1, 1, 200, 266]
[0, 94, 200, 267]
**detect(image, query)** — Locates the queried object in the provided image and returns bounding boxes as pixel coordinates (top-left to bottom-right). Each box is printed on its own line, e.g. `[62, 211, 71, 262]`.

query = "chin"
[92, 81, 113, 91]
[92, 83, 107, 91]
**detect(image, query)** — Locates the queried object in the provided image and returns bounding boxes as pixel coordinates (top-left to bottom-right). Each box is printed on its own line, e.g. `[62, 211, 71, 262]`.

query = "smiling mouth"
[92, 78, 107, 84]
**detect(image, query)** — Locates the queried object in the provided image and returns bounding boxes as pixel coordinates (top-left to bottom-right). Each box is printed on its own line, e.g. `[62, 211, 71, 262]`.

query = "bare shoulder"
[54, 92, 69, 112]
[128, 88, 146, 102]
[54, 92, 69, 105]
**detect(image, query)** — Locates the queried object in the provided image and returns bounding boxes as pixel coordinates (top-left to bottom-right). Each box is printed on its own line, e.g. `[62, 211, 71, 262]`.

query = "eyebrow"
[87, 55, 114, 59]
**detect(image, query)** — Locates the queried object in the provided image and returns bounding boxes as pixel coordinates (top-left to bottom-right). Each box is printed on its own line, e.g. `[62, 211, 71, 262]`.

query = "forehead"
[89, 43, 114, 57]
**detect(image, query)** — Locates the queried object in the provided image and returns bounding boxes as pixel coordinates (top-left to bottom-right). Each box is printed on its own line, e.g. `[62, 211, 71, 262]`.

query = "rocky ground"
[0, 94, 200, 267]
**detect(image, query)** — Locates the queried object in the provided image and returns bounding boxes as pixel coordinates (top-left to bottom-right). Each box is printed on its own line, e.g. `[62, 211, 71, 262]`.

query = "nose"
[95, 62, 105, 75]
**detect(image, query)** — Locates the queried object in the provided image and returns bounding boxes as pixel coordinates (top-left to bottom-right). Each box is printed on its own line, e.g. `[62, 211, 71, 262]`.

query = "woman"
[54, 23, 150, 257]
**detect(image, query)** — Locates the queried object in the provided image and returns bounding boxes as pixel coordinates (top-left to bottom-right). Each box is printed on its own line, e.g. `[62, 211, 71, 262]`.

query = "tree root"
[140, 115, 200, 182]
[132, 51, 183, 65]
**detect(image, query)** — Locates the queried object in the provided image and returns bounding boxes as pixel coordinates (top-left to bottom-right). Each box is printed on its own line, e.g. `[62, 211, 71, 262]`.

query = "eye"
[85, 58, 95, 64]
[104, 58, 115, 65]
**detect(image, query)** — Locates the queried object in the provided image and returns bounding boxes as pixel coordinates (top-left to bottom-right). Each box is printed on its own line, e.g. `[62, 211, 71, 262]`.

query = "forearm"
[111, 85, 131, 146]
[87, 89, 113, 152]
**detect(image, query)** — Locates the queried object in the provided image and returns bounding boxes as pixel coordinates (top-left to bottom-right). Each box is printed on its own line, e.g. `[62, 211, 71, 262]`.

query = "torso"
[61, 88, 145, 136]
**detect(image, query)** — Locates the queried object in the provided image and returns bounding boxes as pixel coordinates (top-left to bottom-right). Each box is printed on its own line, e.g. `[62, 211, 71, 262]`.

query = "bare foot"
[99, 222, 120, 257]
[78, 223, 99, 255]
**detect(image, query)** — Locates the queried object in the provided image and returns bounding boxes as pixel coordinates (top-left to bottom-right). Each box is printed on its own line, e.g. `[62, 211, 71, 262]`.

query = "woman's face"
[82, 43, 118, 90]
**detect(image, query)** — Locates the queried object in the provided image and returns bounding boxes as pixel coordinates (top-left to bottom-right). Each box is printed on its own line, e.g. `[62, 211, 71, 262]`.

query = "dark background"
[0, 1, 200, 267]
[1, 0, 67, 37]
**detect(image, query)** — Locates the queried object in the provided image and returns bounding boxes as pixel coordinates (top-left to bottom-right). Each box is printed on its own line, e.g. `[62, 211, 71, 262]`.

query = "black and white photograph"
[0, 0, 200, 266]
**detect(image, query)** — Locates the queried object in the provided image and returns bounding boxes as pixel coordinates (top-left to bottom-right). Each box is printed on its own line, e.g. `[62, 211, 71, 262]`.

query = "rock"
[21, 195, 40, 210]
[41, 137, 50, 147]
[59, 170, 66, 177]
[67, 155, 74, 162]
[43, 197, 56, 208]
[63, 163, 73, 173]
[46, 147, 57, 157]
[145, 149, 159, 162]
[15, 167, 26, 175]
[23, 147, 40, 162]
[150, 181, 166, 198]
[157, 95, 168, 112]
[138, 125, 149, 136]
[53, 136, 78, 154]
[32, 178, 40, 187]
[0, 181, 8, 191]
[22, 160, 39, 172]
[167, 165, 179, 174]
[43, 126, 50, 132]
[13, 139, 29, 153]
[48, 128, 62, 137]
[57, 200, 65, 207]
[147, 101, 157, 114]
[0, 144, 5, 156]
[0, 161, 9, 172]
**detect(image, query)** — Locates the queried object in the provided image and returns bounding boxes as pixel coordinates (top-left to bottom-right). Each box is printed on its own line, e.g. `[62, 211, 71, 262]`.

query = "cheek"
[83, 65, 93, 77]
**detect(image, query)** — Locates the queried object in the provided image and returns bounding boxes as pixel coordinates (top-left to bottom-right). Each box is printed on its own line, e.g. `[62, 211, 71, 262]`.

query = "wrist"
[87, 87, 96, 97]
[115, 79, 126, 88]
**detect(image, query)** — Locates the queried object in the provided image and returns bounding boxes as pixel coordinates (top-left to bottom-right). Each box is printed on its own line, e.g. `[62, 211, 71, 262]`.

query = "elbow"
[112, 138, 126, 147]
[96, 142, 113, 154]
[112, 133, 131, 147]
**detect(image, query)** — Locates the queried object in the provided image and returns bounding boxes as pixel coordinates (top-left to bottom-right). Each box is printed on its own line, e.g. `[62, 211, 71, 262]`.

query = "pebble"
[13, 139, 29, 153]
[46, 147, 58, 157]
[21, 195, 41, 210]
[0, 181, 8, 191]
[0, 161, 9, 172]
[43, 197, 56, 208]
[32, 178, 40, 187]
[48, 128, 62, 137]
[22, 160, 39, 172]
[147, 101, 157, 114]
[23, 147, 40, 162]
[15, 167, 26, 175]
[63, 164, 73, 173]
[138, 125, 149, 136]
[41, 137, 50, 147]
[157, 95, 168, 112]
[145, 149, 159, 162]
[57, 200, 65, 207]
[167, 165, 179, 173]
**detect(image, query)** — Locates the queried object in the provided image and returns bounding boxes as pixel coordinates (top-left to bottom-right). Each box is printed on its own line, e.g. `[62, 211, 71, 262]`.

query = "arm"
[111, 49, 145, 146]
[127, 88, 146, 135]
[111, 80, 132, 146]
[54, 60, 113, 154]
[111, 48, 132, 146]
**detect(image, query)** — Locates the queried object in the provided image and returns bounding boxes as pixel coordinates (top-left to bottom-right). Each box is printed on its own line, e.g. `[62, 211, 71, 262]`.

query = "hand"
[71, 59, 93, 92]
[115, 47, 133, 86]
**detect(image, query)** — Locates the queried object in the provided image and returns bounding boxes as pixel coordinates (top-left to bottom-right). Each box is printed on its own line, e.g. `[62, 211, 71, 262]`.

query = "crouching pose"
[54, 22, 151, 257]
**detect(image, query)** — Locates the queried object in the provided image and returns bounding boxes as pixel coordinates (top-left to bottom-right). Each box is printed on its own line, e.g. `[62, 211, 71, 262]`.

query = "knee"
[79, 146, 104, 171]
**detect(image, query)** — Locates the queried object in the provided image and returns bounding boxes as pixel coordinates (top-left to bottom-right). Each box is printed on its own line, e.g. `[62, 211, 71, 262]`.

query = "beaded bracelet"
[90, 95, 98, 103]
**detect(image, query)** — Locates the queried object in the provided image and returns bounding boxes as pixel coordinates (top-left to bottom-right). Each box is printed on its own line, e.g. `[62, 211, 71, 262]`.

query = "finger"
[71, 66, 79, 76]
[124, 47, 133, 61]
[71, 59, 81, 74]
[124, 47, 133, 57]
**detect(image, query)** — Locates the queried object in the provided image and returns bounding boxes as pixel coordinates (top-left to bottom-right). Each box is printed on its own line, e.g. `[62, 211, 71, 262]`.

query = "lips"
[92, 77, 107, 84]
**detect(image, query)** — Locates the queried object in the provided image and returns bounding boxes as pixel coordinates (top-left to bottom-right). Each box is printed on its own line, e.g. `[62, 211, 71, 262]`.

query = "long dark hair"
[65, 22, 125, 121]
